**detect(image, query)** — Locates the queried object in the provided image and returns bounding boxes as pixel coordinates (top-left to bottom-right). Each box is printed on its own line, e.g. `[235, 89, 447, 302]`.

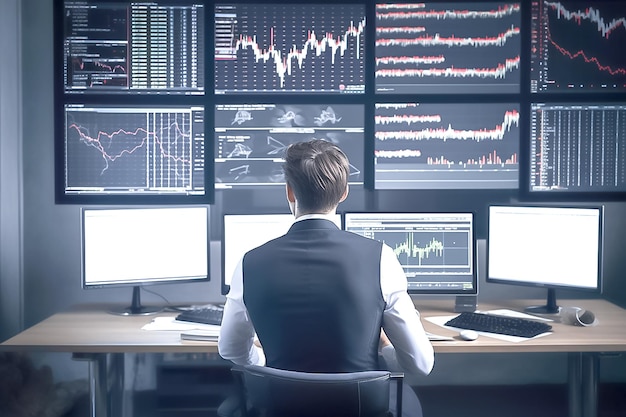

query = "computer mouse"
[459, 330, 479, 341]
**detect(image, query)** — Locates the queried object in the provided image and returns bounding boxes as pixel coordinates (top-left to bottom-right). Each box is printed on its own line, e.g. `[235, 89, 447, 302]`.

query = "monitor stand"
[108, 286, 163, 316]
[454, 295, 477, 312]
[525, 288, 559, 315]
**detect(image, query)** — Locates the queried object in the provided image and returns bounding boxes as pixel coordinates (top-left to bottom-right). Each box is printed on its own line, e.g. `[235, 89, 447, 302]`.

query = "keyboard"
[445, 312, 552, 338]
[176, 305, 224, 325]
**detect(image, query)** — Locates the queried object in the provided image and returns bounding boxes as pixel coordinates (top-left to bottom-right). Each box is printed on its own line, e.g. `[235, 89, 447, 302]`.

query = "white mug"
[560, 306, 597, 327]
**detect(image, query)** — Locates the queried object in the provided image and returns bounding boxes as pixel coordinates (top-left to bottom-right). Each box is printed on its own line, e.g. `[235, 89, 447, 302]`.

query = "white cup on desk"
[560, 306, 597, 327]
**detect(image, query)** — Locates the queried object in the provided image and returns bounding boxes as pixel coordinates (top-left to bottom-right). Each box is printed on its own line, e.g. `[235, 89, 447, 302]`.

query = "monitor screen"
[63, 0, 205, 95]
[81, 206, 209, 314]
[214, 3, 366, 94]
[60, 104, 209, 203]
[528, 102, 626, 198]
[530, 0, 626, 93]
[374, 102, 519, 189]
[222, 213, 341, 294]
[487, 205, 603, 314]
[344, 212, 477, 295]
[215, 104, 364, 189]
[375, 2, 521, 94]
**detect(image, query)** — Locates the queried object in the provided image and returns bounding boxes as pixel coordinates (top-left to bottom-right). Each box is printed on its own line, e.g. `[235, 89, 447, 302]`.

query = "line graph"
[531, 0, 626, 92]
[214, 4, 365, 94]
[374, 102, 519, 190]
[372, 229, 471, 269]
[64, 106, 205, 195]
[375, 2, 521, 94]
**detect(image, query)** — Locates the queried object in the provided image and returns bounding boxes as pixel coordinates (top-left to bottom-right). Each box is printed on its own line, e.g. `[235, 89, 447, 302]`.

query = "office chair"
[228, 364, 404, 417]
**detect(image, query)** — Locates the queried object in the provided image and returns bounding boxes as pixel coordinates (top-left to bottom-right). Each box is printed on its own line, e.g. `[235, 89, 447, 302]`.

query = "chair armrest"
[390, 372, 404, 417]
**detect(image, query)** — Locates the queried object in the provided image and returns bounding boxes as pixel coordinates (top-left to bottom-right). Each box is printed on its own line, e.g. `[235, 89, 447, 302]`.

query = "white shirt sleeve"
[379, 244, 435, 376]
[218, 257, 265, 366]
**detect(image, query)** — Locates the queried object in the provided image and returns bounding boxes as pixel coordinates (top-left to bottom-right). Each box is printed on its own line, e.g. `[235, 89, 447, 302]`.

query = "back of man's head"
[283, 139, 349, 213]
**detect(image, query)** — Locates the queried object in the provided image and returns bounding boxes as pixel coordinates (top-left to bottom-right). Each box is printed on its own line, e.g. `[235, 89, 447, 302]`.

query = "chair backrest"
[233, 365, 403, 417]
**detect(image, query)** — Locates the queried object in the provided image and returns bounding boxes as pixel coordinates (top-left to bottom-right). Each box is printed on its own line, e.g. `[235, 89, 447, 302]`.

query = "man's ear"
[339, 184, 349, 203]
[286, 183, 296, 203]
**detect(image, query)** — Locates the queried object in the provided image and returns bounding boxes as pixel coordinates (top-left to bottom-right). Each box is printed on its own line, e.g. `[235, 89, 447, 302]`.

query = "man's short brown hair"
[283, 139, 350, 213]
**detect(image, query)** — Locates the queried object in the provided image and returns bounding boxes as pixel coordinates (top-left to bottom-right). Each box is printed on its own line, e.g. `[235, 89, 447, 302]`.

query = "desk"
[2, 299, 626, 417]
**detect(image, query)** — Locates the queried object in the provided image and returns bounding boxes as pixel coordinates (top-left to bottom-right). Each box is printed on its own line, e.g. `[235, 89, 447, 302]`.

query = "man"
[218, 139, 434, 416]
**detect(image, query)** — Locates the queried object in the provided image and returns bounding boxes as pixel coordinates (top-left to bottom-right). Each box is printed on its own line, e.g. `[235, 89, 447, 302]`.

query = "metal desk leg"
[73, 353, 108, 417]
[581, 353, 599, 417]
[568, 352, 582, 417]
[109, 353, 125, 417]
[568, 352, 600, 417]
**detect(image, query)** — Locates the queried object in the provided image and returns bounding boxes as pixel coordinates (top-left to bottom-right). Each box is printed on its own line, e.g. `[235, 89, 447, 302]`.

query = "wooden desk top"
[0, 304, 220, 353]
[417, 298, 626, 353]
[2, 299, 626, 354]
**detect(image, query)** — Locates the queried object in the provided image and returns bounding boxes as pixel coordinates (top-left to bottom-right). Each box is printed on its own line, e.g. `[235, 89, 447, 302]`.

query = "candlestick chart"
[214, 3, 366, 94]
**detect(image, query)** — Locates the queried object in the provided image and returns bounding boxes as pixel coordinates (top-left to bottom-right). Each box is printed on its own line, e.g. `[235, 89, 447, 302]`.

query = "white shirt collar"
[294, 213, 338, 223]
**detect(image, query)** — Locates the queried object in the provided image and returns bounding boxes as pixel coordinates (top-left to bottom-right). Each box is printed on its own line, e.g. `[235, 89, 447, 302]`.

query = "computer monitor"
[527, 102, 626, 200]
[81, 206, 209, 315]
[214, 3, 366, 94]
[375, 2, 521, 94]
[60, 104, 210, 204]
[487, 204, 603, 314]
[221, 213, 341, 295]
[62, 0, 205, 95]
[214, 104, 364, 189]
[343, 212, 477, 297]
[374, 102, 520, 189]
[530, 0, 626, 93]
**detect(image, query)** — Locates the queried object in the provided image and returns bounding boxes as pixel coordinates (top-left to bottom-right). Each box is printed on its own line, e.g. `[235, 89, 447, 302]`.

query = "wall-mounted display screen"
[375, 2, 521, 94]
[63, 1, 204, 95]
[215, 103, 364, 189]
[214, 3, 366, 94]
[528, 102, 626, 196]
[62, 104, 206, 200]
[530, 0, 626, 93]
[374, 102, 519, 189]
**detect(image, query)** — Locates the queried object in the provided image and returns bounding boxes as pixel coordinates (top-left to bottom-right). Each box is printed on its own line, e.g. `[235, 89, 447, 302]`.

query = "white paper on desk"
[141, 316, 222, 332]
[425, 315, 551, 343]
[180, 330, 220, 342]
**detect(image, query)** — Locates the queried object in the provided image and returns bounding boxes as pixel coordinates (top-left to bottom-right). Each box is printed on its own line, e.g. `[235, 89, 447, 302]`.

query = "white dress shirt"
[218, 214, 435, 376]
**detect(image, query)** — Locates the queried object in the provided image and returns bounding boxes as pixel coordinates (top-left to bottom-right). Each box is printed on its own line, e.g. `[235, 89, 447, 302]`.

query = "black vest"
[243, 219, 385, 373]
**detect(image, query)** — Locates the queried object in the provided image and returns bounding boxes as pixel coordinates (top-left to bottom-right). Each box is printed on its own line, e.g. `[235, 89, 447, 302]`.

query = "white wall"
[0, 0, 24, 342]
